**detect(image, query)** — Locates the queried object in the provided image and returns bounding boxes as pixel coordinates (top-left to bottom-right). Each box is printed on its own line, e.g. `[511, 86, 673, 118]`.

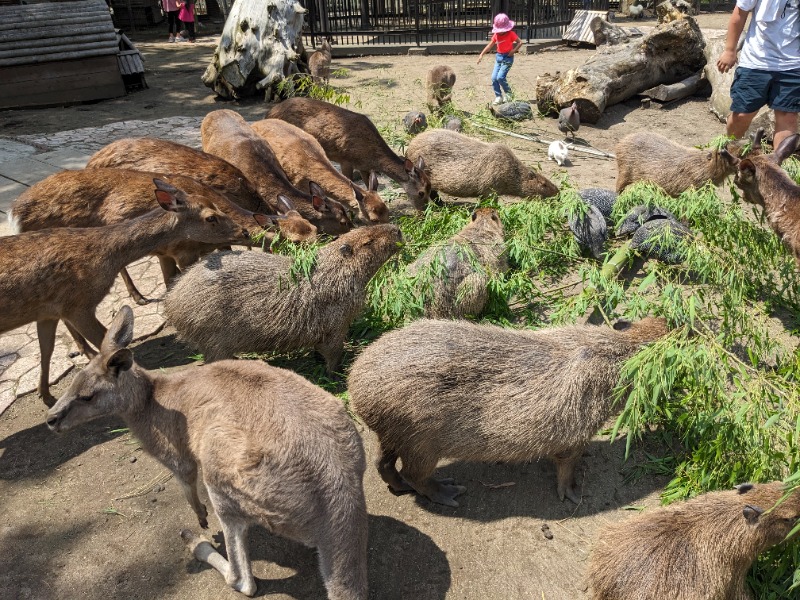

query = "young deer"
[201, 109, 354, 235]
[46, 307, 368, 599]
[264, 97, 432, 209]
[86, 137, 318, 243]
[9, 168, 277, 305]
[309, 37, 332, 84]
[252, 119, 389, 224]
[726, 133, 800, 267]
[1, 179, 250, 405]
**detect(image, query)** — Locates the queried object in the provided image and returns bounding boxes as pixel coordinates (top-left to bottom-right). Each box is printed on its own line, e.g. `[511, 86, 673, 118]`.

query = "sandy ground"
[1, 12, 742, 600]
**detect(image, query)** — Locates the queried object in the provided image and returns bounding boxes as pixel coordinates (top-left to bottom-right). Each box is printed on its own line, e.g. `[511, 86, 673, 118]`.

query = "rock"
[490, 101, 533, 121]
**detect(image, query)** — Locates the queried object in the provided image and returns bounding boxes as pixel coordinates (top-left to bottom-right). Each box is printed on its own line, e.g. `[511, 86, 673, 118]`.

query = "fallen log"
[202, 0, 308, 101]
[640, 70, 707, 102]
[590, 17, 631, 46]
[535, 17, 706, 124]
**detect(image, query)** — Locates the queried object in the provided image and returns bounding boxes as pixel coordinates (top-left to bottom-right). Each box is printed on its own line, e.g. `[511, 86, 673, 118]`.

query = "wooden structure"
[0, 0, 126, 109]
[117, 30, 147, 90]
[562, 9, 610, 45]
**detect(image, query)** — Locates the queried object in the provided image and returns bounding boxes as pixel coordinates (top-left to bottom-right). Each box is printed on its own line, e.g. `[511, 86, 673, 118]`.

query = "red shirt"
[492, 31, 519, 54]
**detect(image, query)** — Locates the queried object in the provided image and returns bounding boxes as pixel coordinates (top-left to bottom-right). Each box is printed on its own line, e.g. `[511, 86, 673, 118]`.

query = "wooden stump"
[202, 0, 308, 100]
[535, 17, 706, 123]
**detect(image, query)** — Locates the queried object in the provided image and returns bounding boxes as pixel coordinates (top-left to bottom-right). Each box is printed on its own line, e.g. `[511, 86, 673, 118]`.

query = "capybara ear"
[734, 483, 754, 495]
[339, 243, 354, 257]
[612, 319, 632, 331]
[743, 504, 763, 524]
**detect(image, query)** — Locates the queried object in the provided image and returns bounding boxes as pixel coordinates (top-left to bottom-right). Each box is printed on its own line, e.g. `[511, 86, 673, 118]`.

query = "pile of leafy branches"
[267, 139, 800, 594]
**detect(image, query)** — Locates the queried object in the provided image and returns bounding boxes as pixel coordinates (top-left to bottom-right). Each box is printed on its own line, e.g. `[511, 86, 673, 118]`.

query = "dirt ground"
[1, 12, 740, 600]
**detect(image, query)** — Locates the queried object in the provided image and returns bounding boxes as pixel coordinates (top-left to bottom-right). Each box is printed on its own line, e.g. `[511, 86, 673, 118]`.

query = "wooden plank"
[0, 13, 112, 32]
[562, 10, 610, 44]
[0, 22, 114, 43]
[0, 46, 120, 67]
[0, 36, 118, 59]
[0, 57, 125, 109]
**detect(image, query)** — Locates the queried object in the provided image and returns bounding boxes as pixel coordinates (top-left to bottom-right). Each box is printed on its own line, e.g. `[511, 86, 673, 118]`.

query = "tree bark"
[535, 17, 706, 124]
[590, 17, 631, 46]
[640, 70, 707, 102]
[202, 0, 308, 101]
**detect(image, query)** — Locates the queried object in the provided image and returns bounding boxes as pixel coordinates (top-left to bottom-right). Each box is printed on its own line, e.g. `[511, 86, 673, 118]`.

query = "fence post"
[307, 0, 317, 48]
[414, 0, 421, 47]
[526, 0, 533, 42]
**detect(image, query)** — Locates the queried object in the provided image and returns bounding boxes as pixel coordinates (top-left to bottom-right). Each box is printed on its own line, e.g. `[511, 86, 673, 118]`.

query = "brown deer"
[201, 109, 354, 235]
[9, 168, 278, 305]
[46, 307, 368, 599]
[264, 97, 432, 209]
[1, 178, 249, 405]
[252, 119, 389, 224]
[309, 37, 332, 84]
[86, 137, 318, 243]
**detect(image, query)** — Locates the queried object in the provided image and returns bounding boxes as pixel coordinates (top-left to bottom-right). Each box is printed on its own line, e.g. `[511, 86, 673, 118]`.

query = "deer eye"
[206, 215, 218, 223]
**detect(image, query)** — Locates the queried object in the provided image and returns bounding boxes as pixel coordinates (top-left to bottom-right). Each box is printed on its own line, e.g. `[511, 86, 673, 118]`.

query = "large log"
[202, 0, 308, 101]
[640, 70, 707, 102]
[535, 17, 706, 124]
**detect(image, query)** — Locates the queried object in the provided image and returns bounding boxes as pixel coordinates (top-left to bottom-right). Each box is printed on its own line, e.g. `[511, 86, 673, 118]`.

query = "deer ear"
[751, 127, 765, 150]
[351, 184, 364, 203]
[253, 213, 275, 228]
[738, 159, 756, 181]
[308, 181, 326, 199]
[276, 194, 295, 214]
[743, 504, 763, 525]
[102, 306, 134, 354]
[105, 348, 133, 376]
[416, 156, 426, 171]
[404, 158, 414, 173]
[153, 179, 185, 211]
[719, 147, 739, 166]
[312, 194, 326, 212]
[368, 171, 379, 191]
[774, 133, 800, 164]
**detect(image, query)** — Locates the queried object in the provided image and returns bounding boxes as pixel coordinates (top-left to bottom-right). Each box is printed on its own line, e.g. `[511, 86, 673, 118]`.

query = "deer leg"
[158, 256, 179, 286]
[175, 465, 208, 528]
[63, 322, 98, 358]
[36, 319, 58, 407]
[66, 311, 108, 353]
[340, 162, 356, 181]
[119, 268, 151, 305]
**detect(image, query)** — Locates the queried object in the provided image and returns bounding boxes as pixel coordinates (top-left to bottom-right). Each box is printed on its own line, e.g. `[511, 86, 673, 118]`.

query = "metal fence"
[301, 0, 620, 46]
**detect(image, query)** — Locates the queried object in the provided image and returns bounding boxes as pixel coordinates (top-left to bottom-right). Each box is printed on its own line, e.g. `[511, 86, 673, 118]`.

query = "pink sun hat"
[492, 13, 515, 33]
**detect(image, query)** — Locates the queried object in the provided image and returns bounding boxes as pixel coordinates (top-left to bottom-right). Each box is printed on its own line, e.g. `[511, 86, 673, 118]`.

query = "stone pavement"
[0, 116, 204, 415]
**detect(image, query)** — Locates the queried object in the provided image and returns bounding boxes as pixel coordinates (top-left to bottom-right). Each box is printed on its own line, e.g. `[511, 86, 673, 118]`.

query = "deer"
[1, 178, 250, 406]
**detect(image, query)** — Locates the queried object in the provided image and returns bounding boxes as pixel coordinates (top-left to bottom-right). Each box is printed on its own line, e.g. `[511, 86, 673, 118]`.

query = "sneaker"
[175, 35, 188, 42]
[168, 34, 175, 42]
[492, 96, 503, 105]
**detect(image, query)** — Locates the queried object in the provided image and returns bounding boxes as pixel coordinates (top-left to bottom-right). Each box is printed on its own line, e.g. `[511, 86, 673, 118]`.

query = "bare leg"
[175, 466, 208, 528]
[726, 110, 759, 140]
[119, 268, 151, 305]
[36, 320, 58, 407]
[64, 322, 98, 358]
[207, 488, 257, 596]
[377, 447, 413, 493]
[773, 110, 799, 151]
[399, 451, 465, 507]
[552, 446, 584, 504]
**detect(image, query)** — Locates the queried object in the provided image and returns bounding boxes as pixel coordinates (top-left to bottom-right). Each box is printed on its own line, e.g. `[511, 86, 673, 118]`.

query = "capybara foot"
[420, 479, 466, 507]
[559, 483, 581, 505]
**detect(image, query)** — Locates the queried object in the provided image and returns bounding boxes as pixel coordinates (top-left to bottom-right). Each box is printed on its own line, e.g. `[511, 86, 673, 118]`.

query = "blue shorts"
[730, 66, 800, 114]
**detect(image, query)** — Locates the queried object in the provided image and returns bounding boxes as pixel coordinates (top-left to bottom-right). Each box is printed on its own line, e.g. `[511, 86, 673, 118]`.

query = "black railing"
[302, 0, 621, 46]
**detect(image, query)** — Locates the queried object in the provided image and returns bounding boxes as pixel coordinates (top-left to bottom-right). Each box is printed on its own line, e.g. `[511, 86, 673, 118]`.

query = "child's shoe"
[168, 34, 175, 42]
[492, 96, 503, 105]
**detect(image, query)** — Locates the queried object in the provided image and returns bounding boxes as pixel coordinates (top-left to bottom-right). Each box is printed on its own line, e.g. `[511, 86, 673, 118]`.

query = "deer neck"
[105, 209, 183, 272]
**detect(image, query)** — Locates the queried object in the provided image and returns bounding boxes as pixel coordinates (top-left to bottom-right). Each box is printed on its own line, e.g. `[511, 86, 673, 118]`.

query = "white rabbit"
[548, 140, 569, 167]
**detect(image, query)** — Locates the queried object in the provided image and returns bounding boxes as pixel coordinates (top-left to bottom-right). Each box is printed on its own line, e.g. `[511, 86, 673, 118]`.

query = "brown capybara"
[348, 316, 669, 506]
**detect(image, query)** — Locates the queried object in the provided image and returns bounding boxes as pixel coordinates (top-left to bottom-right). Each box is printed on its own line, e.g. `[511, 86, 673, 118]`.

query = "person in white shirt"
[717, 0, 800, 149]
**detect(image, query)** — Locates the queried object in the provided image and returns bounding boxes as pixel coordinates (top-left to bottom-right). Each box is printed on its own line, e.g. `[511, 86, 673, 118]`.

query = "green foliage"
[275, 73, 350, 105]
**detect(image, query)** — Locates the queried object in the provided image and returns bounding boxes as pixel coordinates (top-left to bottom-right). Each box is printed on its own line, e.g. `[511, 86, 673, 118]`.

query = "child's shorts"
[730, 66, 800, 113]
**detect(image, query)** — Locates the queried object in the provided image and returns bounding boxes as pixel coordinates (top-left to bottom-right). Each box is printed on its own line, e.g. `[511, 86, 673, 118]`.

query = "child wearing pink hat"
[477, 13, 523, 104]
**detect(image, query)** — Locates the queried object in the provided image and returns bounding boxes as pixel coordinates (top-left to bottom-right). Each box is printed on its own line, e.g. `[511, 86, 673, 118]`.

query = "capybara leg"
[377, 447, 413, 493]
[400, 454, 465, 507]
[553, 447, 584, 504]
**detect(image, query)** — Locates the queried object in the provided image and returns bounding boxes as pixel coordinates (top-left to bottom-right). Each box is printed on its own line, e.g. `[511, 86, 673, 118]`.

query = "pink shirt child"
[178, 0, 194, 22]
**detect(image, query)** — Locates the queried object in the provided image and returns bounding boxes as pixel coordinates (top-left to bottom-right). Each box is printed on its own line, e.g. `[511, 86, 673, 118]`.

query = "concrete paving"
[0, 116, 207, 416]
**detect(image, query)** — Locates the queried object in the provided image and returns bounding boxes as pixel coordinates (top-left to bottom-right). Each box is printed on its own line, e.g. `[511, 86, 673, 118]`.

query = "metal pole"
[414, 0, 420, 46]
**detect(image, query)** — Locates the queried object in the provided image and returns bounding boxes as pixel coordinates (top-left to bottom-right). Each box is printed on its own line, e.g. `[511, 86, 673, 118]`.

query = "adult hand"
[717, 49, 737, 73]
